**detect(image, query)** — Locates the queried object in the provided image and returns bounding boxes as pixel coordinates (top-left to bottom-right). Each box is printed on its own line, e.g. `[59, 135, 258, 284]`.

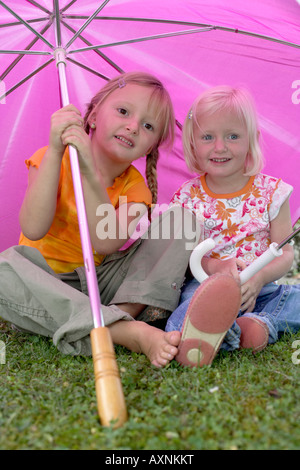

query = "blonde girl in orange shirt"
[1, 72, 197, 367]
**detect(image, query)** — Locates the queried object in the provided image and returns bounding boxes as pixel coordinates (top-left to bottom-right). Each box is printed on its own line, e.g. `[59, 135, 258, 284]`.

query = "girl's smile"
[114, 134, 134, 147]
[210, 157, 231, 163]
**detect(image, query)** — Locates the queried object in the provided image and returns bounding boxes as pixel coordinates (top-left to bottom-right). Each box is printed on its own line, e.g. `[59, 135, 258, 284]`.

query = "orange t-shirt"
[19, 146, 152, 273]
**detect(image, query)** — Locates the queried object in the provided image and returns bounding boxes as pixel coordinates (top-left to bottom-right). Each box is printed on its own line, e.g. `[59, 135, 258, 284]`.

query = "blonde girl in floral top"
[166, 85, 300, 367]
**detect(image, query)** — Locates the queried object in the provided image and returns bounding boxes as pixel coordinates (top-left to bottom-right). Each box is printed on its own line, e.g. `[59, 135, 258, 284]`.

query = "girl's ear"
[88, 108, 97, 127]
[146, 146, 153, 155]
[146, 142, 159, 155]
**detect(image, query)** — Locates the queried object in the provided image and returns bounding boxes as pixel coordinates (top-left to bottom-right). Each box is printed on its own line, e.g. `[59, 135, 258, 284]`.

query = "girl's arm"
[19, 148, 62, 240]
[240, 197, 294, 312]
[19, 105, 83, 240]
[256, 197, 294, 282]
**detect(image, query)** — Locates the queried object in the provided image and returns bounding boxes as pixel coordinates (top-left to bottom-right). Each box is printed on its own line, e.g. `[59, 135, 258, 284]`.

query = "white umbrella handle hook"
[190, 239, 283, 285]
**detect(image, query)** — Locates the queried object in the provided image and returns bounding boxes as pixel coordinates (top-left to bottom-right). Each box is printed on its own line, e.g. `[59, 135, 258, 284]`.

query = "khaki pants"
[0, 207, 199, 355]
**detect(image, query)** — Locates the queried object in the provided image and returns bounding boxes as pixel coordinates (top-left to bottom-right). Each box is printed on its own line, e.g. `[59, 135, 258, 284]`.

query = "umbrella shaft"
[56, 58, 69, 106]
[56, 56, 104, 329]
[53, 0, 104, 327]
[277, 226, 300, 250]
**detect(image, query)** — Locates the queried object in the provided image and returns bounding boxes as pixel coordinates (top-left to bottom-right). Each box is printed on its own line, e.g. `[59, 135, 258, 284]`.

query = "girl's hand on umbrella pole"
[49, 104, 84, 156]
[61, 124, 95, 177]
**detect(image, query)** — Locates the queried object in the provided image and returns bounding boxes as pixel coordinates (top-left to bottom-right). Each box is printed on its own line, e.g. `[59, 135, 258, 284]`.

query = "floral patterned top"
[170, 173, 293, 266]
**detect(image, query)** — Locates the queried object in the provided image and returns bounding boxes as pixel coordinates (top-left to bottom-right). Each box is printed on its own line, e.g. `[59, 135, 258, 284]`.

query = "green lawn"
[0, 320, 299, 450]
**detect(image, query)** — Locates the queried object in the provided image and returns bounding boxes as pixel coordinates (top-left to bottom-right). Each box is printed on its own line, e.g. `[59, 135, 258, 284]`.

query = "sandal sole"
[176, 273, 241, 367]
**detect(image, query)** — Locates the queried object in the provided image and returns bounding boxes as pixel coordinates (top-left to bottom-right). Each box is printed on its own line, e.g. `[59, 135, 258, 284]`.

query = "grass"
[0, 320, 299, 450]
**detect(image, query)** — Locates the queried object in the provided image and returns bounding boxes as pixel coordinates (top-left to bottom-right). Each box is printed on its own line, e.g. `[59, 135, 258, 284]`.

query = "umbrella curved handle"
[91, 327, 128, 428]
[189, 238, 216, 283]
[239, 243, 282, 284]
[190, 239, 283, 285]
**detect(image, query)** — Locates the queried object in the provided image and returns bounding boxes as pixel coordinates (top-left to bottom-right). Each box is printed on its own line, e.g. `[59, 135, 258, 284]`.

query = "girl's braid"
[146, 148, 159, 220]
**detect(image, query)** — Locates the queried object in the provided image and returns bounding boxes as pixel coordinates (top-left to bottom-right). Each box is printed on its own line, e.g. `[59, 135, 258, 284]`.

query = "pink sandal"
[176, 273, 241, 367]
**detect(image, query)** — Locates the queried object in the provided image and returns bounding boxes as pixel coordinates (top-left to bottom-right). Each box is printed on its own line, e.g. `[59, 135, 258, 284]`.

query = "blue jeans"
[166, 277, 300, 351]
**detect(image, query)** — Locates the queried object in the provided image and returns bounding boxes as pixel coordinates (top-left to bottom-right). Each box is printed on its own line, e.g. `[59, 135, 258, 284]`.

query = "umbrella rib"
[62, 20, 124, 74]
[217, 25, 300, 50]
[69, 25, 300, 53]
[68, 26, 214, 54]
[176, 120, 182, 131]
[65, 0, 112, 50]
[0, 1, 54, 50]
[66, 57, 111, 81]
[0, 58, 54, 101]
[61, 0, 78, 13]
[63, 15, 300, 50]
[25, 0, 51, 15]
[63, 15, 215, 27]
[0, 21, 53, 81]
[0, 17, 49, 28]
[0, 50, 52, 55]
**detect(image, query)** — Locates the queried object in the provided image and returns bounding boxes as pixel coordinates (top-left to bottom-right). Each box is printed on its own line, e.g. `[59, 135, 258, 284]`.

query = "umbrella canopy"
[0, 0, 299, 252]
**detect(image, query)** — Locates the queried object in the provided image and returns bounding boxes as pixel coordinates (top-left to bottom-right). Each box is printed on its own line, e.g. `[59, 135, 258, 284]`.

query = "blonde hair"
[83, 72, 175, 204]
[183, 85, 264, 176]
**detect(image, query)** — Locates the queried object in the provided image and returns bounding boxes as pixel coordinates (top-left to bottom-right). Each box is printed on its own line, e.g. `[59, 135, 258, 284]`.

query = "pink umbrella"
[0, 0, 299, 422]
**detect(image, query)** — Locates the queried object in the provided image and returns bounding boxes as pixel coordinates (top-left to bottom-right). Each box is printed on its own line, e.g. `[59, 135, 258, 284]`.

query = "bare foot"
[109, 320, 181, 367]
[138, 324, 181, 367]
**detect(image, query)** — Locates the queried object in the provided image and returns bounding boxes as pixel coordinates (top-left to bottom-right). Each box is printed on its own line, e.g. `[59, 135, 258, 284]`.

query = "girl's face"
[193, 108, 250, 181]
[90, 83, 162, 166]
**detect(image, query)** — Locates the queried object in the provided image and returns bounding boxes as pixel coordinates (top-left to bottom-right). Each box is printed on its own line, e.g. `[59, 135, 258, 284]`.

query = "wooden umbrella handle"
[90, 327, 128, 428]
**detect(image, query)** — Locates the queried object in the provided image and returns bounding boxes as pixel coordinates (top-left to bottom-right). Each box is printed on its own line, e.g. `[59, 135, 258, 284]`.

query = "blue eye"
[202, 134, 212, 141]
[229, 134, 238, 140]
